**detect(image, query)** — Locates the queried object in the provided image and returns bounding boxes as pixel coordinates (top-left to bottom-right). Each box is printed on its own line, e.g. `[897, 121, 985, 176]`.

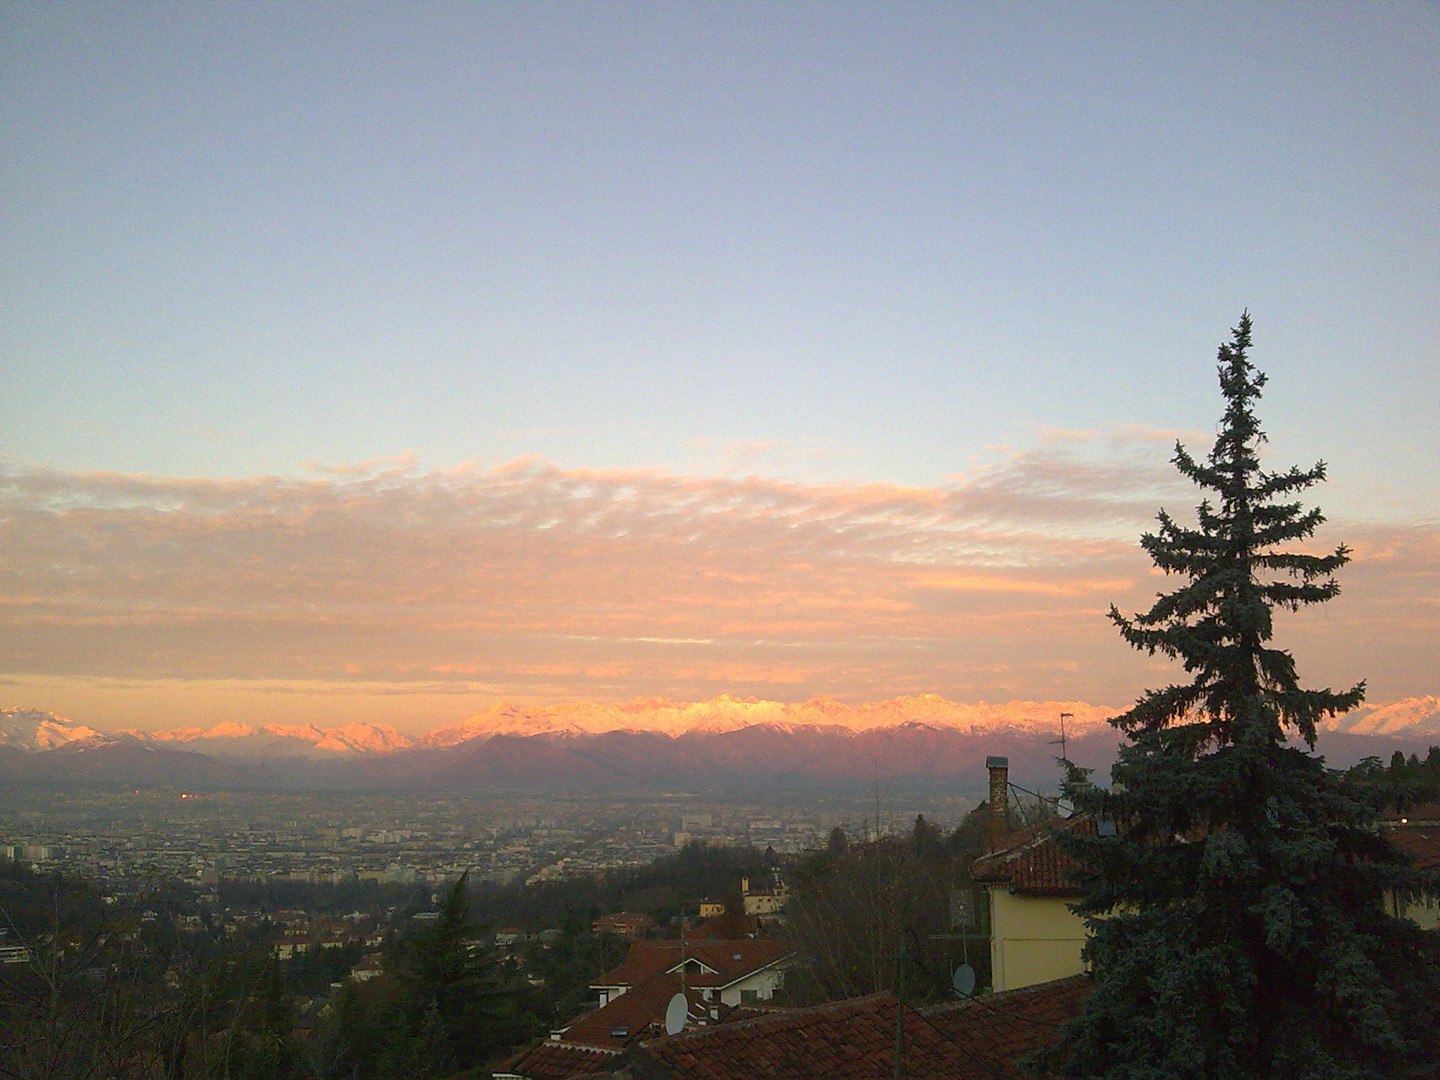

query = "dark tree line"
[1342, 747, 1440, 815]
[0, 841, 794, 1079]
[468, 839, 774, 932]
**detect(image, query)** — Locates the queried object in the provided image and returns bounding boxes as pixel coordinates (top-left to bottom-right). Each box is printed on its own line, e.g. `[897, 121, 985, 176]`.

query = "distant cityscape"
[0, 787, 972, 891]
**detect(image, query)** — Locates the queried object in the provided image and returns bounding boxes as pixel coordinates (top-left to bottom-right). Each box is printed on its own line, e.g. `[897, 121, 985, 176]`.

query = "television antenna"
[1051, 711, 1073, 764]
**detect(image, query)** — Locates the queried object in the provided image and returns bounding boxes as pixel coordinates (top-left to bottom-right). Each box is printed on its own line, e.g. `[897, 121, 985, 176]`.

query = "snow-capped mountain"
[0, 707, 105, 750]
[6, 696, 1439, 782]
[1320, 697, 1440, 738]
[115, 721, 414, 760]
[419, 695, 1118, 746]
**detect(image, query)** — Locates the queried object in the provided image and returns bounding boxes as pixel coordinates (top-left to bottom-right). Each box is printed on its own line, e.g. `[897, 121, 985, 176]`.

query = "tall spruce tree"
[1052, 314, 1440, 1079]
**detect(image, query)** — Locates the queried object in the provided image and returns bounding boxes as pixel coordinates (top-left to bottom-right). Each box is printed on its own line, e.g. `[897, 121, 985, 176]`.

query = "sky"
[2, 2, 1436, 734]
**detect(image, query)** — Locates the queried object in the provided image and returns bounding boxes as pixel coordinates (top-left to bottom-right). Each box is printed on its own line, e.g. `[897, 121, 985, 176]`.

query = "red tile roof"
[593, 912, 659, 938]
[501, 938, 793, 1079]
[925, 974, 1091, 1072]
[970, 816, 1092, 896]
[563, 975, 707, 1051]
[1386, 826, 1440, 870]
[495, 1040, 620, 1080]
[690, 912, 760, 939]
[592, 938, 789, 992]
[585, 976, 1090, 1080]
[592, 940, 676, 990]
[634, 993, 971, 1080]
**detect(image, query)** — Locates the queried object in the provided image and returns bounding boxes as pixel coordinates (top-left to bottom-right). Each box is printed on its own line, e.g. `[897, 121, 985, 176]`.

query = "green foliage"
[319, 872, 519, 1079]
[218, 875, 430, 914]
[0, 843, 782, 1080]
[471, 841, 772, 931]
[518, 925, 628, 1022]
[1052, 316, 1440, 1079]
[1342, 748, 1440, 814]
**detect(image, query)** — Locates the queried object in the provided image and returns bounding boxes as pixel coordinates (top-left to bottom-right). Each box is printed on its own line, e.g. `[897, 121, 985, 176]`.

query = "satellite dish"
[952, 964, 976, 998]
[664, 992, 688, 1035]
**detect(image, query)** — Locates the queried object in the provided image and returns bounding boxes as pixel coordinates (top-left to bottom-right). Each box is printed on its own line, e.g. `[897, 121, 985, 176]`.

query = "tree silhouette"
[1053, 314, 1440, 1078]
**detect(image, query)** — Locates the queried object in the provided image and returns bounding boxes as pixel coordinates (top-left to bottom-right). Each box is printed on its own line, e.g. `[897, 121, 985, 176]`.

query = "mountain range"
[2, 696, 1438, 798]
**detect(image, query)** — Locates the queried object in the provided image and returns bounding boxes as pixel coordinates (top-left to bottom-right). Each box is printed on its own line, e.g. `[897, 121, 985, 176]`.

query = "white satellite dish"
[664, 992, 688, 1035]
[952, 963, 976, 998]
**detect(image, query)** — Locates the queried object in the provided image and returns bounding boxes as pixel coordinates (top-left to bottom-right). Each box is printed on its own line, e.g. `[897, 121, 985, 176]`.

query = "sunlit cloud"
[1, 431, 1433, 730]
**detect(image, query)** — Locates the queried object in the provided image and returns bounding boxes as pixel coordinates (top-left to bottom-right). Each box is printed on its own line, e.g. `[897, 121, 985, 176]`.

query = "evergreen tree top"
[1049, 315, 1440, 1080]
[1109, 311, 1362, 749]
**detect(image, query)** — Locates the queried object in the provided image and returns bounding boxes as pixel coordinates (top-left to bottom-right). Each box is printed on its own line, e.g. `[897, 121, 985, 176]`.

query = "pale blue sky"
[4, 1, 1436, 519]
[2, 2, 1438, 727]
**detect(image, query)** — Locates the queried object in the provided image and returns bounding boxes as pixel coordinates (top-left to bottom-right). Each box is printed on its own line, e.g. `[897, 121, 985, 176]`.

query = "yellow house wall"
[1386, 888, 1440, 930]
[988, 887, 1088, 993]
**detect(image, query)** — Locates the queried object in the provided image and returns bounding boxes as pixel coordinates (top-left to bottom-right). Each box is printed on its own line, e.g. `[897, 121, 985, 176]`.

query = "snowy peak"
[1322, 697, 1440, 738]
[9, 696, 1439, 764]
[0, 708, 105, 750]
[425, 696, 1119, 742]
[114, 721, 414, 759]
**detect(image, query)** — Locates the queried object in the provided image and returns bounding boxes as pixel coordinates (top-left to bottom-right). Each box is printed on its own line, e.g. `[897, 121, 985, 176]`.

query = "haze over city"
[3, 2, 1436, 736]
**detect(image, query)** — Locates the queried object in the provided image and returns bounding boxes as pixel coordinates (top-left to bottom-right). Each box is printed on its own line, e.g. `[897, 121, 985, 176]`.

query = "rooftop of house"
[1386, 826, 1440, 870]
[971, 801, 1440, 893]
[566, 975, 709, 1051]
[970, 816, 1093, 896]
[592, 938, 790, 991]
[494, 1039, 620, 1080]
[594, 912, 660, 937]
[688, 912, 760, 939]
[500, 937, 793, 1078]
[498, 972, 776, 1078]
[578, 975, 1090, 1080]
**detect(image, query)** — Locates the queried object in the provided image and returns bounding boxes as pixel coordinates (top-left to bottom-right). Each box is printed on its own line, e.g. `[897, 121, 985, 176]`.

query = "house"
[273, 934, 315, 960]
[496, 937, 791, 1080]
[591, 938, 789, 1009]
[1382, 805, 1440, 929]
[741, 872, 787, 918]
[584, 975, 1090, 1080]
[593, 912, 659, 939]
[969, 756, 1089, 993]
[971, 760, 1440, 994]
[495, 976, 714, 1080]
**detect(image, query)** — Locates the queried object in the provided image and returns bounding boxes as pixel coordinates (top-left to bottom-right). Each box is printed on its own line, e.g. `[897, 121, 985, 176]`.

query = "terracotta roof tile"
[563, 975, 707, 1051]
[1387, 826, 1440, 870]
[587, 976, 1089, 1080]
[925, 974, 1091, 1070]
[971, 817, 1092, 895]
[495, 1039, 620, 1080]
[592, 941, 677, 989]
[637, 993, 969, 1080]
[592, 938, 789, 991]
[503, 938, 794, 1077]
[690, 912, 760, 939]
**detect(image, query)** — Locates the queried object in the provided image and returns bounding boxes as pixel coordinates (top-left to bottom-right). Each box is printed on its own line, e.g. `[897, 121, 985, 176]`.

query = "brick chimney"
[986, 756, 1009, 851]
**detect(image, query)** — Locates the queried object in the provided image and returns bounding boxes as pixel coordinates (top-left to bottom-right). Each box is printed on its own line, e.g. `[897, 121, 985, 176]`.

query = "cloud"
[1, 433, 1433, 719]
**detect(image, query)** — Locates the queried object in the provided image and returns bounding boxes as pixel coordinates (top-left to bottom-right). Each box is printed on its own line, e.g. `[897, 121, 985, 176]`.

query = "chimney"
[986, 756, 1009, 851]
